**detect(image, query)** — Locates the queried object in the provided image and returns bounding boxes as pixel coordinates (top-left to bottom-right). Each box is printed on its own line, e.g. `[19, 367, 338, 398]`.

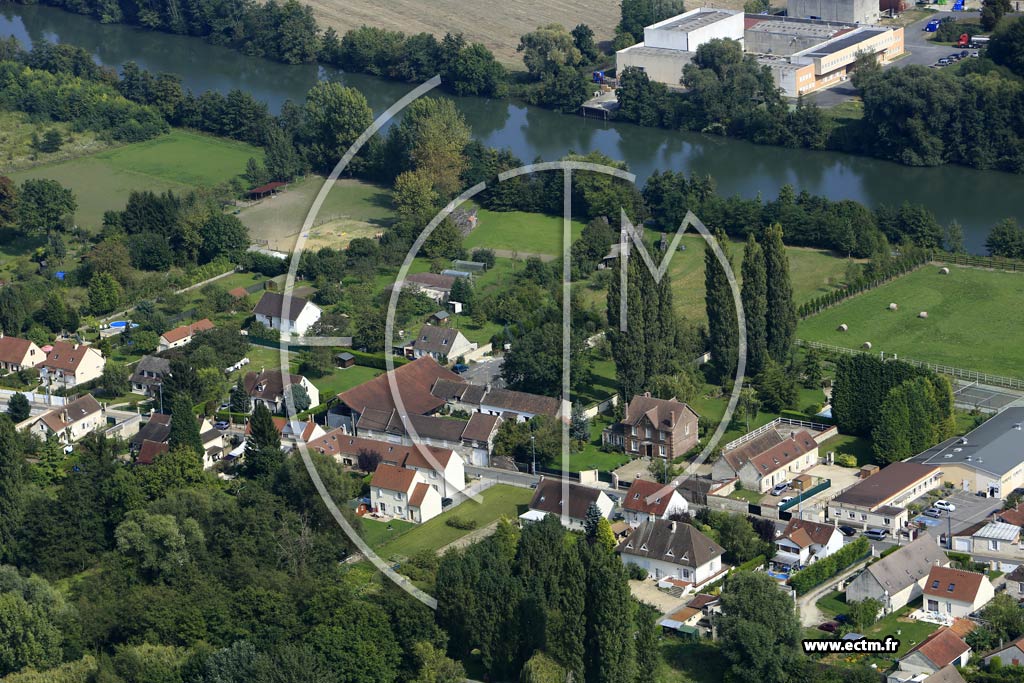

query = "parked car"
[771, 481, 791, 496]
[971, 51, 980, 58]
[934, 500, 956, 512]
[864, 528, 889, 541]
[938, 58, 951, 66]
[838, 525, 857, 537]
[834, 614, 850, 624]
[923, 507, 942, 518]
[452, 363, 470, 374]
[214, 420, 230, 430]
[441, 497, 453, 508]
[818, 621, 838, 633]
[780, 496, 796, 506]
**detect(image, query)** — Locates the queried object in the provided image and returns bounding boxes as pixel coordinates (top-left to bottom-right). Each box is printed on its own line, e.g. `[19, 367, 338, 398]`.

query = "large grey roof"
[618, 519, 724, 568]
[911, 406, 1024, 477]
[860, 536, 945, 593]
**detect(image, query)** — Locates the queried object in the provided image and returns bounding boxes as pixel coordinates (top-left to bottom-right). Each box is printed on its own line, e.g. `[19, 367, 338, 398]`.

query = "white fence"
[796, 339, 1024, 391]
[0, 389, 66, 406]
[583, 393, 619, 419]
[723, 416, 835, 452]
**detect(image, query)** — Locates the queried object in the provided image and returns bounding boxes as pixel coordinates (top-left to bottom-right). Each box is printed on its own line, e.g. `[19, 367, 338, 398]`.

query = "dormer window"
[633, 493, 640, 500]
[640, 544, 648, 552]
[947, 583, 955, 593]
[932, 580, 940, 589]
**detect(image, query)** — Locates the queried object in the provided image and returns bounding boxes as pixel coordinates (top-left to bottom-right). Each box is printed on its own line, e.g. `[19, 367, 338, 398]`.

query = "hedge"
[789, 538, 871, 596]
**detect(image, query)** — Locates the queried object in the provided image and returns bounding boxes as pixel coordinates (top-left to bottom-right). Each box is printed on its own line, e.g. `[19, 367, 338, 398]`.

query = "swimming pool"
[108, 321, 139, 329]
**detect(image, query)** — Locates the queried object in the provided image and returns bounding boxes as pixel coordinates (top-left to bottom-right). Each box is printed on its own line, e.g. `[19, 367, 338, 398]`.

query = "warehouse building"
[787, 0, 880, 26]
[616, 8, 744, 86]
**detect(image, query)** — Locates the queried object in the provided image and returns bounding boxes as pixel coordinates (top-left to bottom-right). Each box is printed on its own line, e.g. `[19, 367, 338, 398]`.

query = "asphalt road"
[461, 356, 504, 388]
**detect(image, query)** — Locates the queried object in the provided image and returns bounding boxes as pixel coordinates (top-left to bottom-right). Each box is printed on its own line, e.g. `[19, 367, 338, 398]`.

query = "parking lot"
[910, 489, 1000, 542]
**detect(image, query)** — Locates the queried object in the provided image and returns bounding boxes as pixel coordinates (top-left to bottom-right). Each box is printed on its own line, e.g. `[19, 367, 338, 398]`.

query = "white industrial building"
[787, 0, 880, 26]
[616, 8, 744, 87]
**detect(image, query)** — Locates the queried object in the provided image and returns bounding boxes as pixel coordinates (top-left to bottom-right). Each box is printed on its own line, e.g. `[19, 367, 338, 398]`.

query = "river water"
[3, 4, 1023, 253]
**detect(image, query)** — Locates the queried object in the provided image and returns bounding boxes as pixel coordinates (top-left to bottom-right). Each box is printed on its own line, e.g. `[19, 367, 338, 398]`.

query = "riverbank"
[3, 4, 1024, 253]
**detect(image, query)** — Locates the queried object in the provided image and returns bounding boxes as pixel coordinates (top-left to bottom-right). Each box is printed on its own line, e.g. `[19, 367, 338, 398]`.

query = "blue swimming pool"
[109, 321, 138, 329]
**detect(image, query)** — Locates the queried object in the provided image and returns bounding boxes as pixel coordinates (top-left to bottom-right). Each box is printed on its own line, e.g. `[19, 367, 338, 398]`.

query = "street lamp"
[531, 435, 536, 475]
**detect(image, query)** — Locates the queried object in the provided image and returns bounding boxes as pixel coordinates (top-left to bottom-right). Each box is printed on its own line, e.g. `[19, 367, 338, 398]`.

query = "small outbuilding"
[335, 352, 356, 369]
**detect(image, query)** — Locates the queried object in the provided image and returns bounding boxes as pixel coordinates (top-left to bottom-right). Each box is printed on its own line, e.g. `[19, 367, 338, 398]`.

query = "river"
[3, 3, 1023, 253]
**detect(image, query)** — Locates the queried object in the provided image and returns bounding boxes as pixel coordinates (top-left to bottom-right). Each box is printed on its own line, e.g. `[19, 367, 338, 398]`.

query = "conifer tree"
[741, 233, 768, 376]
[167, 393, 202, 458]
[763, 223, 796, 363]
[704, 228, 737, 385]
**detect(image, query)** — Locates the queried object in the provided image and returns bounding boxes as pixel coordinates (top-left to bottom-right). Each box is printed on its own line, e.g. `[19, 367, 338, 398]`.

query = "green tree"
[245, 403, 283, 479]
[763, 223, 796, 363]
[114, 509, 203, 584]
[741, 233, 768, 376]
[138, 445, 204, 499]
[615, 67, 668, 127]
[87, 272, 123, 315]
[705, 227, 738, 385]
[0, 418, 27, 562]
[302, 83, 374, 172]
[422, 217, 464, 260]
[229, 377, 251, 414]
[978, 592, 1024, 643]
[572, 23, 599, 61]
[718, 570, 802, 683]
[986, 218, 1024, 258]
[0, 177, 17, 229]
[100, 361, 130, 397]
[872, 383, 912, 464]
[582, 541, 636, 683]
[944, 220, 965, 254]
[619, 0, 687, 39]
[16, 179, 76, 236]
[519, 652, 566, 683]
[5, 393, 29, 423]
[167, 393, 203, 458]
[846, 598, 882, 631]
[518, 24, 584, 80]
[287, 383, 311, 413]
[244, 157, 269, 187]
[0, 584, 65, 677]
[982, 0, 1012, 31]
[754, 360, 797, 413]
[409, 641, 465, 683]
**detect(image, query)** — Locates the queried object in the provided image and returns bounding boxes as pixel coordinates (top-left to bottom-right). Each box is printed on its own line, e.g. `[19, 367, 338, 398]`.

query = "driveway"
[462, 356, 503, 387]
[629, 579, 689, 613]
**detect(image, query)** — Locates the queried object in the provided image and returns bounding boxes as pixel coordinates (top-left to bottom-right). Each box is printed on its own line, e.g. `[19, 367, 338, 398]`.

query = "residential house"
[983, 636, 1024, 668]
[128, 412, 225, 469]
[921, 667, 968, 683]
[399, 272, 457, 303]
[827, 462, 943, 533]
[520, 478, 614, 530]
[968, 522, 1020, 555]
[244, 416, 325, 447]
[135, 440, 169, 466]
[713, 429, 819, 493]
[39, 341, 105, 389]
[922, 566, 995, 619]
[130, 355, 170, 397]
[602, 393, 699, 460]
[307, 430, 464, 494]
[409, 324, 476, 362]
[331, 356, 463, 431]
[130, 414, 172, 453]
[355, 408, 501, 467]
[617, 519, 727, 587]
[887, 628, 972, 683]
[369, 462, 442, 523]
[909, 406, 1024, 498]
[252, 291, 322, 336]
[622, 478, 689, 526]
[771, 518, 844, 573]
[659, 593, 721, 637]
[846, 535, 949, 614]
[0, 335, 44, 373]
[157, 318, 214, 351]
[243, 369, 321, 415]
[996, 502, 1024, 528]
[431, 379, 562, 422]
[1005, 565, 1024, 602]
[24, 394, 103, 444]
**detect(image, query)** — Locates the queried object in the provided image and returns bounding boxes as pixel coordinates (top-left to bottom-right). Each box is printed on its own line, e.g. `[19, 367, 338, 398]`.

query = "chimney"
[644, 391, 652, 398]
[669, 520, 677, 533]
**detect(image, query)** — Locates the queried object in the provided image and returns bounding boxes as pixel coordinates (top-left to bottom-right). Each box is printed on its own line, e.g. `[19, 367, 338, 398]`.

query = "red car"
[818, 622, 838, 633]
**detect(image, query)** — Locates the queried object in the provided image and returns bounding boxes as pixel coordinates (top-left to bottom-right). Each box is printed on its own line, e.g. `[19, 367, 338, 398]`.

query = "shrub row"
[789, 537, 871, 596]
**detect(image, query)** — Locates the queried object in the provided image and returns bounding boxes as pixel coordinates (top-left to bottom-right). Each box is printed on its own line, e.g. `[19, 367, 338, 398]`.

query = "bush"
[445, 516, 478, 530]
[834, 454, 858, 468]
[789, 538, 870, 595]
[626, 563, 648, 580]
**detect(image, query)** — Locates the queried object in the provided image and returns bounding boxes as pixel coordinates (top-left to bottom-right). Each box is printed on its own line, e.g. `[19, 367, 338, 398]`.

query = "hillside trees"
[704, 227, 737, 385]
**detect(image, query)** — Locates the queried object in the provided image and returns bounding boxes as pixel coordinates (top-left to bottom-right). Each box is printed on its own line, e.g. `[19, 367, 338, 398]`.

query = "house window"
[848, 512, 855, 519]
[659, 430, 666, 441]
[659, 445, 666, 457]
[645, 427, 652, 439]
[883, 518, 891, 525]
[396, 506, 403, 515]
[860, 514, 867, 521]
[631, 426, 637, 436]
[989, 539, 998, 551]
[631, 440, 637, 451]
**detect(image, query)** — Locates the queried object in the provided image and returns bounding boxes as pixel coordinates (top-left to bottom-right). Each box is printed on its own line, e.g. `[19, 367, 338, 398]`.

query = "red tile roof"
[907, 627, 970, 669]
[370, 462, 418, 493]
[0, 335, 36, 365]
[338, 356, 462, 416]
[924, 566, 987, 604]
[780, 519, 839, 548]
[623, 478, 679, 516]
[307, 430, 453, 471]
[409, 482, 431, 507]
[136, 440, 169, 465]
[43, 341, 100, 372]
[160, 318, 214, 345]
[997, 503, 1024, 527]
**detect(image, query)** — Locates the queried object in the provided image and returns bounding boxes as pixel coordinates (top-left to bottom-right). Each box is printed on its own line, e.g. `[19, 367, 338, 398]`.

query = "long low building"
[827, 462, 942, 533]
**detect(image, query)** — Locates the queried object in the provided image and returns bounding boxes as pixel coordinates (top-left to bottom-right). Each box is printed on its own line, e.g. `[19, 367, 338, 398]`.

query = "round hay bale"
[837, 323, 848, 332]
[888, 303, 898, 311]
[919, 311, 928, 319]
[939, 267, 950, 275]
[862, 341, 872, 349]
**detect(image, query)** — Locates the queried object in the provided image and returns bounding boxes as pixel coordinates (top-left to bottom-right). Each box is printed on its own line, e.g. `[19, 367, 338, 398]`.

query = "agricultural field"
[10, 130, 261, 229]
[464, 209, 586, 258]
[238, 176, 395, 252]
[303, 0, 624, 67]
[798, 264, 1024, 377]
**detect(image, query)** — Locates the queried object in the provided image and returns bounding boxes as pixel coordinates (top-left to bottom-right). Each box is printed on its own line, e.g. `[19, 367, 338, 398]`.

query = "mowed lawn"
[798, 265, 1024, 377]
[464, 209, 586, 257]
[11, 130, 260, 229]
[372, 485, 533, 560]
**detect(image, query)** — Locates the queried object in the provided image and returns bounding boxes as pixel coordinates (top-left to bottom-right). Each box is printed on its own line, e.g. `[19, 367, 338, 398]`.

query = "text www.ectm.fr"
[803, 637, 900, 654]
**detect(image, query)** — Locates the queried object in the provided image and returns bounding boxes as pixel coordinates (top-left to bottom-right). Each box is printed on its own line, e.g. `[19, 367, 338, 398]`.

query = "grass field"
[0, 111, 112, 172]
[464, 209, 586, 257]
[798, 264, 1024, 377]
[11, 130, 261, 229]
[239, 176, 394, 252]
[569, 415, 630, 473]
[372, 484, 532, 560]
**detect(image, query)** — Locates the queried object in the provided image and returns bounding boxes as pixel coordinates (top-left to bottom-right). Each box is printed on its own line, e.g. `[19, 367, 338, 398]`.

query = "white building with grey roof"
[910, 407, 1024, 500]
